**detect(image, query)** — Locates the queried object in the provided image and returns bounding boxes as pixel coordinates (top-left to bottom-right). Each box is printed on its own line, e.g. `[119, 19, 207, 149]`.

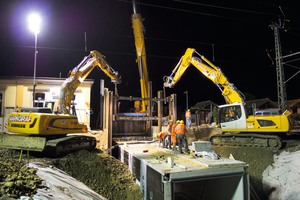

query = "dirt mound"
[0, 154, 45, 199]
[186, 126, 222, 145]
[0, 149, 142, 200]
[54, 149, 142, 200]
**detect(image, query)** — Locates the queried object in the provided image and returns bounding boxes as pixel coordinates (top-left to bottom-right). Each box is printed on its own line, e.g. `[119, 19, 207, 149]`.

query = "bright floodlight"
[28, 13, 41, 34]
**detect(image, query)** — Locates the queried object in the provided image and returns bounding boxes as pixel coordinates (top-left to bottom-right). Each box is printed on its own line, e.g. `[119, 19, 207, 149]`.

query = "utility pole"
[270, 22, 288, 111]
[184, 91, 188, 110]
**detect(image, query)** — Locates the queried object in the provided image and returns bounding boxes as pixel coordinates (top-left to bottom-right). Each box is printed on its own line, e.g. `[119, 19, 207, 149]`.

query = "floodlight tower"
[28, 13, 41, 107]
[270, 21, 288, 111]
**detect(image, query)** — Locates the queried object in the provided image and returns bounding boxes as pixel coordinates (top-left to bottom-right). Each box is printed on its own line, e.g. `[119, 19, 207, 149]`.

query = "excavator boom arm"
[164, 48, 244, 104]
[60, 50, 121, 114]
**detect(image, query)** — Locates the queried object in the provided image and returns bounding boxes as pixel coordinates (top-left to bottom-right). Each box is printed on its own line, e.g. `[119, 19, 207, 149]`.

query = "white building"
[0, 76, 94, 131]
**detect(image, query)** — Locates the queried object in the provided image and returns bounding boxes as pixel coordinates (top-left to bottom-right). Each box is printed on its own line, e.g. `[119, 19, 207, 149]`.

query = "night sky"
[1, 0, 299, 127]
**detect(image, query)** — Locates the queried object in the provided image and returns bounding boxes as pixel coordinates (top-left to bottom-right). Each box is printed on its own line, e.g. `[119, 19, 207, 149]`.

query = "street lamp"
[28, 13, 41, 107]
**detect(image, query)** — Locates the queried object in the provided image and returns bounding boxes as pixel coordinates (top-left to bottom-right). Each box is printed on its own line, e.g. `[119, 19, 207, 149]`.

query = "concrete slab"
[121, 142, 247, 171]
[119, 142, 250, 200]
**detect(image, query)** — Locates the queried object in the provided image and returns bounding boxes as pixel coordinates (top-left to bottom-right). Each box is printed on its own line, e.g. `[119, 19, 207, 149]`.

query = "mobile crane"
[131, 0, 149, 112]
[164, 48, 294, 149]
[0, 50, 121, 155]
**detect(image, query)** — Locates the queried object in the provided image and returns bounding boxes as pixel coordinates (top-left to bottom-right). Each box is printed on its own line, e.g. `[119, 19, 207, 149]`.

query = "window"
[255, 110, 280, 116]
[255, 112, 262, 116]
[257, 120, 276, 127]
[219, 105, 242, 123]
[34, 93, 45, 107]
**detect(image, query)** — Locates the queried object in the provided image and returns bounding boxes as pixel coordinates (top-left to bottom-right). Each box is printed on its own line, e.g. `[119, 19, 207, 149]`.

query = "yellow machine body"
[8, 112, 87, 135]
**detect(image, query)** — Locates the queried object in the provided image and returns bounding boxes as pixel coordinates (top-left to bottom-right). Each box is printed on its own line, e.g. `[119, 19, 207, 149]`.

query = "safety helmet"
[176, 120, 180, 123]
[188, 109, 190, 112]
[169, 120, 173, 123]
[180, 120, 184, 124]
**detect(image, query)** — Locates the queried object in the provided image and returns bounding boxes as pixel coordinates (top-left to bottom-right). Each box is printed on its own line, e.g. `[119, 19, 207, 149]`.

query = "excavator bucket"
[0, 134, 46, 152]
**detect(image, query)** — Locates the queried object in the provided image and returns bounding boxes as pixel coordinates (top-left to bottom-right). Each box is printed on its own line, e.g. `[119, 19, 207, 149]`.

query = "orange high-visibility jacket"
[185, 111, 191, 118]
[171, 124, 177, 143]
[159, 131, 167, 139]
[175, 124, 186, 135]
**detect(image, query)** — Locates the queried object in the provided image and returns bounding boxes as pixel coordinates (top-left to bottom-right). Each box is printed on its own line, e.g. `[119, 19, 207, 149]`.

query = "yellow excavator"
[164, 48, 294, 149]
[0, 50, 121, 156]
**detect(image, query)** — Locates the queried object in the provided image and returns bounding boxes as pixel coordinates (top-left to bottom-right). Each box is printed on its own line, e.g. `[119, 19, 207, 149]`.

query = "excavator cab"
[219, 103, 247, 130]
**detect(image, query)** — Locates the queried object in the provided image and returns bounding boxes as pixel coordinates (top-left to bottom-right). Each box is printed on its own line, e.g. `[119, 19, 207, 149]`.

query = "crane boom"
[132, 0, 149, 112]
[164, 48, 244, 104]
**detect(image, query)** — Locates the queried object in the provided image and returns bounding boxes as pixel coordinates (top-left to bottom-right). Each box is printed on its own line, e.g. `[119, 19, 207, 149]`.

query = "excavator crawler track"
[45, 135, 97, 156]
[210, 133, 282, 150]
[0, 133, 96, 157]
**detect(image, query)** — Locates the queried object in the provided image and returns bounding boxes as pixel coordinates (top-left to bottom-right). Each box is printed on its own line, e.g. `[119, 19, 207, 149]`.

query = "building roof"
[287, 99, 300, 108]
[0, 76, 94, 87]
[190, 100, 219, 111]
[245, 98, 278, 108]
[189, 98, 300, 112]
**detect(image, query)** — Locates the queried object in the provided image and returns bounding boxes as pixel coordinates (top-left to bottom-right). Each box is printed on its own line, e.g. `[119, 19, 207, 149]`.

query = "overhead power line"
[119, 0, 266, 25]
[0, 43, 266, 67]
[173, 0, 280, 16]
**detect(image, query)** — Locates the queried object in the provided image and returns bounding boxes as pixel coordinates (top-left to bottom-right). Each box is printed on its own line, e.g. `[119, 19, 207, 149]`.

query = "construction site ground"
[1, 127, 300, 199]
[0, 136, 143, 200]
[186, 125, 300, 199]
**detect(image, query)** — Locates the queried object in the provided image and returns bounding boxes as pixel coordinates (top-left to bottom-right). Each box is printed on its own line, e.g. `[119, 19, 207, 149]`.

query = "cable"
[284, 69, 300, 84]
[0, 43, 266, 67]
[173, 0, 280, 17]
[284, 63, 300, 70]
[118, 0, 266, 25]
[284, 58, 300, 65]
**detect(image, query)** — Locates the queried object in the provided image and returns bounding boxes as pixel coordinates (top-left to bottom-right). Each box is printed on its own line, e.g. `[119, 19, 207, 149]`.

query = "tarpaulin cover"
[263, 150, 300, 200]
[22, 162, 106, 200]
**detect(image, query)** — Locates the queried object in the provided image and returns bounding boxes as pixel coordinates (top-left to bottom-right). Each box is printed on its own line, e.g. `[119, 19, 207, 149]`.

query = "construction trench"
[1, 83, 300, 199]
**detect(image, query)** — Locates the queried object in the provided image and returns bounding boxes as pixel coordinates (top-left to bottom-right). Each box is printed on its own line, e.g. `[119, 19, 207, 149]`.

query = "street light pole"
[33, 32, 38, 106]
[184, 90, 188, 110]
[28, 13, 40, 107]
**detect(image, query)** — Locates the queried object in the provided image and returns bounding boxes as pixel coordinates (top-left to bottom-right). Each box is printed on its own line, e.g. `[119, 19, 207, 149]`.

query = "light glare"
[28, 13, 41, 34]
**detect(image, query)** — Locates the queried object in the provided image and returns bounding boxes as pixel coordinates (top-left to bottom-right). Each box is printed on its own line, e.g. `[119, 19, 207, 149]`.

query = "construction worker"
[175, 120, 188, 153]
[163, 120, 173, 149]
[185, 109, 191, 128]
[171, 120, 180, 150]
[158, 131, 167, 147]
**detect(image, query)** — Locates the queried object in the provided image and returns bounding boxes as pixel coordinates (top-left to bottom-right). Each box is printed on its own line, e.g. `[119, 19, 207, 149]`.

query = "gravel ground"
[0, 148, 142, 200]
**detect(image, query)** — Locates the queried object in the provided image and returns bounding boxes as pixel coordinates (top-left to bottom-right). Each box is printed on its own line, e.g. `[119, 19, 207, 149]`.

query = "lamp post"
[28, 13, 41, 107]
[184, 90, 188, 110]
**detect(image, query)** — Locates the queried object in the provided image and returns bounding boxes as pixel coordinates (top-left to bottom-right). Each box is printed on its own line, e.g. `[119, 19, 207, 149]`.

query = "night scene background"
[0, 0, 299, 128]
